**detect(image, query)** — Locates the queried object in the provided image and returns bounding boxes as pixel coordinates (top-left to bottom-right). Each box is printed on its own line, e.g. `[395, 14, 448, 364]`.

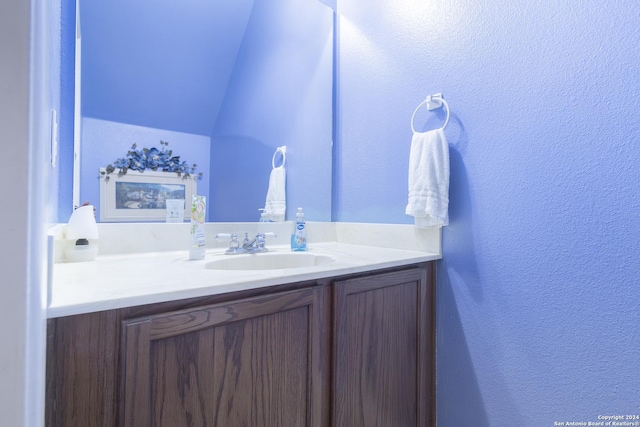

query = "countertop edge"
[48, 245, 440, 319]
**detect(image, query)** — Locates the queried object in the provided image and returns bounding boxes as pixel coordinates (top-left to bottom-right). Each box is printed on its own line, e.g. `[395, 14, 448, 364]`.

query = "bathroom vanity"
[46, 223, 440, 427]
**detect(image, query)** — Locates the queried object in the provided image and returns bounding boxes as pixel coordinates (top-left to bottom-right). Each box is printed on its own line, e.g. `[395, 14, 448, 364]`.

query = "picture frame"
[99, 168, 197, 222]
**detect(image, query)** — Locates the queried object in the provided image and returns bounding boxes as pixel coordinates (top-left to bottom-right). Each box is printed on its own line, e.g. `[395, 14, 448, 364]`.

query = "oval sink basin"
[205, 252, 335, 271]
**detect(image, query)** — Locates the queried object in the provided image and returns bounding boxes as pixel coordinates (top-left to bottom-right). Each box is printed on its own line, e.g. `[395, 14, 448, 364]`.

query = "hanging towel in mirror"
[264, 165, 286, 222]
[405, 128, 449, 227]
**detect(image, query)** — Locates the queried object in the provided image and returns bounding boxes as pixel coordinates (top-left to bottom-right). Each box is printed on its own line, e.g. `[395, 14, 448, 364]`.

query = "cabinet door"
[120, 286, 329, 427]
[332, 266, 435, 427]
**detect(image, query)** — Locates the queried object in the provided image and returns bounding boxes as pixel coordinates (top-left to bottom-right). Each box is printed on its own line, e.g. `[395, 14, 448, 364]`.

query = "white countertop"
[49, 242, 439, 318]
[48, 222, 442, 318]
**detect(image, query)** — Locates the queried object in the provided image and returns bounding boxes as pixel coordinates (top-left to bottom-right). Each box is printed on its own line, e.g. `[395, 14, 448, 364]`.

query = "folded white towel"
[264, 166, 286, 221]
[405, 128, 449, 227]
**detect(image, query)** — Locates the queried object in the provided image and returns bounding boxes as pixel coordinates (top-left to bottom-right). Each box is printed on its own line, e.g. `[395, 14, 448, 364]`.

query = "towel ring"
[410, 93, 450, 133]
[272, 145, 286, 168]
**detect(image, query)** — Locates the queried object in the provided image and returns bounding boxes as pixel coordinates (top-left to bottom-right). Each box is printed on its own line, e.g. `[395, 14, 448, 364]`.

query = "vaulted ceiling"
[81, 0, 255, 136]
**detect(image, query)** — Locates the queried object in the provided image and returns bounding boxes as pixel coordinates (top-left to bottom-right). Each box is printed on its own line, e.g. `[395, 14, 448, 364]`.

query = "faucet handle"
[257, 232, 276, 244]
[216, 233, 244, 254]
[215, 232, 236, 241]
[255, 232, 276, 250]
[216, 233, 239, 248]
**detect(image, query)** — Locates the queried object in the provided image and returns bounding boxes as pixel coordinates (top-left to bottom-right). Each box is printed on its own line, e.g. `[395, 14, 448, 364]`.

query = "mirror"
[75, 0, 334, 222]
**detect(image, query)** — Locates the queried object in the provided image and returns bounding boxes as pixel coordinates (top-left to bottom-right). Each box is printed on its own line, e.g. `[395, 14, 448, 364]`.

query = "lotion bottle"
[189, 195, 206, 260]
[290, 207, 308, 251]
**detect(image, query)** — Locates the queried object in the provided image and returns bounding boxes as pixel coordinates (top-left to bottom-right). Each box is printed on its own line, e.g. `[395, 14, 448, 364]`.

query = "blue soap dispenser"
[291, 207, 308, 251]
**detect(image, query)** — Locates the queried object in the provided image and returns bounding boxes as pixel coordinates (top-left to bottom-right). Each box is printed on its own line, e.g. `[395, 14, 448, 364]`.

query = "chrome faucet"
[216, 232, 276, 255]
[242, 232, 276, 252]
[215, 233, 242, 254]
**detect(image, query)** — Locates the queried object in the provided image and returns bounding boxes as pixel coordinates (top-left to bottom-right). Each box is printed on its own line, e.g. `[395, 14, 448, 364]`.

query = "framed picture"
[99, 168, 197, 222]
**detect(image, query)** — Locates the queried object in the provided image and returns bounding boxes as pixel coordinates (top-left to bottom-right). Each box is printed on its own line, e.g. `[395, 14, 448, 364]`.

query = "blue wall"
[80, 0, 254, 136]
[336, 0, 640, 425]
[46, 0, 74, 223]
[56, 0, 75, 222]
[210, 0, 333, 221]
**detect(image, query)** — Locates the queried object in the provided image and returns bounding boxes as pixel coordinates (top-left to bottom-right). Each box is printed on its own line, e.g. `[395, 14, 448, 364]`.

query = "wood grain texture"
[46, 279, 322, 427]
[45, 311, 120, 427]
[332, 266, 435, 427]
[424, 261, 436, 427]
[120, 286, 329, 427]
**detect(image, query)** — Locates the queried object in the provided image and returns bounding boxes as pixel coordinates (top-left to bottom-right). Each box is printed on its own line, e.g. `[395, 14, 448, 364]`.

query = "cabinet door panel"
[121, 286, 328, 427]
[333, 267, 434, 427]
[151, 328, 215, 426]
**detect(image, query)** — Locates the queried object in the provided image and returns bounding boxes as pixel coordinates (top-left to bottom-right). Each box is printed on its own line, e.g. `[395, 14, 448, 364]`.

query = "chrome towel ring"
[410, 93, 450, 133]
[272, 145, 286, 168]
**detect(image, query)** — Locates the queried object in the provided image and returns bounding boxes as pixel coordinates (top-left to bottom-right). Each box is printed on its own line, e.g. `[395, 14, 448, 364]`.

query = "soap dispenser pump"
[290, 207, 308, 251]
[259, 208, 270, 223]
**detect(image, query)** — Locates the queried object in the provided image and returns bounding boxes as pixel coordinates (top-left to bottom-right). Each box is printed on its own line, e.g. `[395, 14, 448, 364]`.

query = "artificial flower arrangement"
[100, 140, 203, 182]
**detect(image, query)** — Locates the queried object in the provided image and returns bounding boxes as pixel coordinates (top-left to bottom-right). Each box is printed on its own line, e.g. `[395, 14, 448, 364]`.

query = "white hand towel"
[405, 128, 449, 227]
[264, 166, 286, 221]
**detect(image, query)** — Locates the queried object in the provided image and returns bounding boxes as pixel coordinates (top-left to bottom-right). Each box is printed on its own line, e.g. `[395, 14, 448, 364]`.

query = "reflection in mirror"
[75, 0, 334, 222]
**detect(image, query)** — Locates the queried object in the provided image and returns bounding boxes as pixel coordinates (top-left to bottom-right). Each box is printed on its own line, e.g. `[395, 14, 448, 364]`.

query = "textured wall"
[1, 1, 36, 425]
[336, 0, 640, 424]
[2, 0, 50, 423]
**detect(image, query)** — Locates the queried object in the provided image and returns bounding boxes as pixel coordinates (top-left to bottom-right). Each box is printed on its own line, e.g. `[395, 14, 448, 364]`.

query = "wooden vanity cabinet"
[46, 263, 435, 427]
[119, 286, 330, 427]
[332, 266, 435, 427]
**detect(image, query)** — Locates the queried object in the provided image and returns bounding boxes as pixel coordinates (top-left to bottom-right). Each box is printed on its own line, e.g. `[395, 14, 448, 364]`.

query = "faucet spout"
[242, 233, 258, 250]
[219, 232, 276, 255]
[242, 232, 276, 253]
